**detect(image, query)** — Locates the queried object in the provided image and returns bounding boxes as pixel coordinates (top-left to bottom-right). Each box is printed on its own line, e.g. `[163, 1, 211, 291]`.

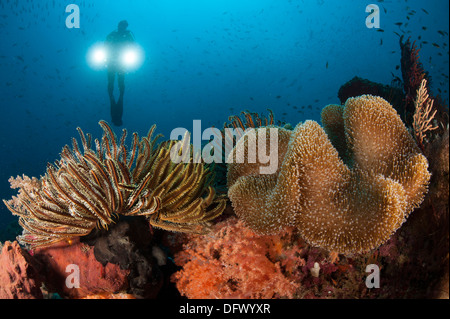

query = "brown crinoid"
[3, 121, 226, 249]
[227, 95, 431, 255]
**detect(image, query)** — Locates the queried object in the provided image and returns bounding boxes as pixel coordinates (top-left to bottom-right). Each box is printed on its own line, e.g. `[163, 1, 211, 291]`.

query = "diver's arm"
[105, 32, 114, 44]
[128, 31, 136, 43]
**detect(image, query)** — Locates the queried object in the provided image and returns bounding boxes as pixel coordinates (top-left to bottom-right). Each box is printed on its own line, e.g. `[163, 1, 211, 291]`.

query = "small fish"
[394, 22, 403, 26]
[383, 7, 387, 14]
[395, 65, 400, 70]
[393, 31, 401, 37]
[422, 26, 427, 30]
[422, 41, 428, 44]
[377, 29, 384, 32]
[380, 38, 383, 45]
[276, 95, 281, 99]
[326, 61, 329, 68]
[432, 43, 440, 48]
[422, 8, 429, 14]
[16, 55, 24, 62]
[438, 30, 446, 36]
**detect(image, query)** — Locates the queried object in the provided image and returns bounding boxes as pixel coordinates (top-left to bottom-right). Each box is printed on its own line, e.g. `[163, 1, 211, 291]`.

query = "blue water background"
[0, 0, 448, 228]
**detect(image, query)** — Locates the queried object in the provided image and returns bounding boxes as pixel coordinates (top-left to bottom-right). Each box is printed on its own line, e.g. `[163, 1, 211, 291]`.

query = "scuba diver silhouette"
[105, 20, 135, 126]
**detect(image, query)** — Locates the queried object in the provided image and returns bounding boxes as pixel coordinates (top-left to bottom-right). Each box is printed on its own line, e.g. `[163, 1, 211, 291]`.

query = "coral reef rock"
[86, 218, 163, 298]
[34, 217, 164, 299]
[34, 238, 130, 299]
[0, 241, 43, 299]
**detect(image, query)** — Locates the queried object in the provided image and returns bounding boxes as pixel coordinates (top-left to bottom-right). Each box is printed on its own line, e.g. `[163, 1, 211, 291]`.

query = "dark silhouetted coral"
[338, 76, 404, 116]
[400, 35, 429, 124]
[400, 36, 448, 134]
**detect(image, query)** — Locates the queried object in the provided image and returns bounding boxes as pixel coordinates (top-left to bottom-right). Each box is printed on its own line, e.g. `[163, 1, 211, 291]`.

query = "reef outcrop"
[0, 241, 43, 299]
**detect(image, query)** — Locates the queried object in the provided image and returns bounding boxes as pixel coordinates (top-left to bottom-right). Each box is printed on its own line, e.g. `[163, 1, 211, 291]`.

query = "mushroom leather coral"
[227, 95, 431, 254]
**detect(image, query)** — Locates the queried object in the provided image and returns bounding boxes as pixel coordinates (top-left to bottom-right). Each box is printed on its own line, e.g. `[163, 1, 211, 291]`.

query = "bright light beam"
[87, 43, 144, 71]
[92, 47, 107, 64]
[120, 45, 144, 71]
[87, 43, 108, 69]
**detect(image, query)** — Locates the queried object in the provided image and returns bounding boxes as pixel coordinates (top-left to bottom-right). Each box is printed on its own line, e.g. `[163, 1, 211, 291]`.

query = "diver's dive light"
[87, 43, 143, 70]
[92, 46, 107, 65]
[121, 48, 139, 68]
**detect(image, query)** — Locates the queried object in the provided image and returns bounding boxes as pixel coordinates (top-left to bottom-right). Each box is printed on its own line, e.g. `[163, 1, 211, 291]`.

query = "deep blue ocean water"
[0, 0, 448, 230]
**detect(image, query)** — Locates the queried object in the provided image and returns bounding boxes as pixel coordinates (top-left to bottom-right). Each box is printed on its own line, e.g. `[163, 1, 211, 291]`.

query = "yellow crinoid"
[227, 95, 431, 255]
[3, 121, 226, 249]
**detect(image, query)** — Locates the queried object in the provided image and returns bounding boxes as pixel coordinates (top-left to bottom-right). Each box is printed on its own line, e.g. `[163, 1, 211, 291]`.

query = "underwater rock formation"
[34, 238, 130, 299]
[32, 218, 164, 299]
[82, 218, 163, 298]
[0, 241, 43, 299]
[227, 95, 431, 255]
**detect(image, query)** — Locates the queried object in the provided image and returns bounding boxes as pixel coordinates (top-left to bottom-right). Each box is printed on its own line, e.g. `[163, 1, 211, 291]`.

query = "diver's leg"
[118, 72, 125, 100]
[113, 72, 125, 125]
[107, 68, 115, 102]
[109, 70, 122, 126]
